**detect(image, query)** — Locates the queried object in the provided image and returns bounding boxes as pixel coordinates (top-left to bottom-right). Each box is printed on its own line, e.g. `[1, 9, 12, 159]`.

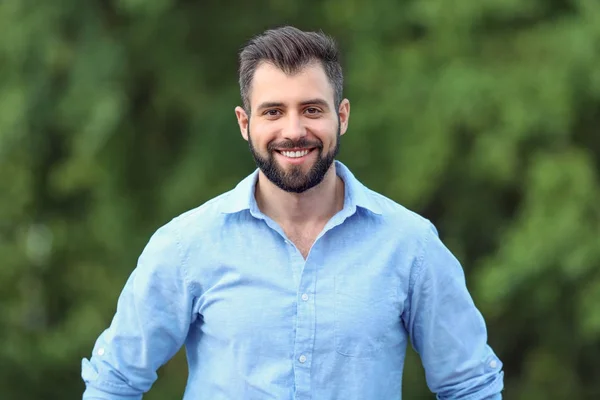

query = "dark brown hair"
[238, 26, 343, 113]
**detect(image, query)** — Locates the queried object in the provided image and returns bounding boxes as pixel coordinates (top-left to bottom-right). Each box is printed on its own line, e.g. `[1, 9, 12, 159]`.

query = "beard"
[247, 121, 341, 194]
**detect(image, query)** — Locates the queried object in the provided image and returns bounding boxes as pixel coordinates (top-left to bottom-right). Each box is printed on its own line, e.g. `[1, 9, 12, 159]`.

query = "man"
[81, 26, 504, 399]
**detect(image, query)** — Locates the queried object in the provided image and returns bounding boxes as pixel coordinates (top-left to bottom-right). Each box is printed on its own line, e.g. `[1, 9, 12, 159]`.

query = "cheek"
[312, 121, 338, 143]
[249, 122, 275, 144]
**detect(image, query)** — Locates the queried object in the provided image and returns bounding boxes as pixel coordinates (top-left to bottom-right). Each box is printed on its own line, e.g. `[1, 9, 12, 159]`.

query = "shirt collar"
[219, 160, 382, 216]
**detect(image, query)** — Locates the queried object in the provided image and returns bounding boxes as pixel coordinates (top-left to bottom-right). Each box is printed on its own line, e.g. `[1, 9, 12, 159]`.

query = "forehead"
[249, 62, 335, 108]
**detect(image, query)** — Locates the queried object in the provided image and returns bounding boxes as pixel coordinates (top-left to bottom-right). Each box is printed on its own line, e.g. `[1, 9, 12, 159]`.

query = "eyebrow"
[256, 98, 331, 111]
[300, 98, 330, 109]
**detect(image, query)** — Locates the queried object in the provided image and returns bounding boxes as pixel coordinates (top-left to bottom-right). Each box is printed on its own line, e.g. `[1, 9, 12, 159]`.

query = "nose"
[282, 113, 307, 141]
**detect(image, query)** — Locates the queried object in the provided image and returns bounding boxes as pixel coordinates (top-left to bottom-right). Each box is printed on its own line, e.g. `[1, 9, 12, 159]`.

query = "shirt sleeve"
[403, 222, 504, 399]
[81, 222, 198, 399]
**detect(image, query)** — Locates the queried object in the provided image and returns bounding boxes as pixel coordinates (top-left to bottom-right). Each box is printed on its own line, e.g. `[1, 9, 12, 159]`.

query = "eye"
[304, 107, 322, 116]
[263, 109, 281, 117]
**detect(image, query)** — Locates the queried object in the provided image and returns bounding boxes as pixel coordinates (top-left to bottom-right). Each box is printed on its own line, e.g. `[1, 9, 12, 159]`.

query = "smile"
[276, 148, 315, 158]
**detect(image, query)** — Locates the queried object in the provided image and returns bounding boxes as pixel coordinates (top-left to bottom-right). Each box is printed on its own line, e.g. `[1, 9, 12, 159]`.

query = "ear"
[338, 99, 350, 136]
[235, 106, 249, 141]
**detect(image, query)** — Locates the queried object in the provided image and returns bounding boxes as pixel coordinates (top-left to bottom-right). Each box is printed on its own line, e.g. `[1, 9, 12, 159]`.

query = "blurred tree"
[1, 0, 599, 399]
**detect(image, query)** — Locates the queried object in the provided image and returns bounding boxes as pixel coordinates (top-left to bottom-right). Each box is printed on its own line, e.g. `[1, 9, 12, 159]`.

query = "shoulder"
[167, 188, 238, 235]
[358, 187, 455, 288]
[339, 160, 436, 241]
[144, 187, 241, 256]
[360, 184, 437, 241]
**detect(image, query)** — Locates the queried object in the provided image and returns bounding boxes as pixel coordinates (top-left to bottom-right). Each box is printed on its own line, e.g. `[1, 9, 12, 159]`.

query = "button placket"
[292, 257, 317, 400]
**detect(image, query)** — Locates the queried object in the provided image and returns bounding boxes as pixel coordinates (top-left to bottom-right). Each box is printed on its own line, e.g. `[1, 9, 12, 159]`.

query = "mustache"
[267, 138, 323, 151]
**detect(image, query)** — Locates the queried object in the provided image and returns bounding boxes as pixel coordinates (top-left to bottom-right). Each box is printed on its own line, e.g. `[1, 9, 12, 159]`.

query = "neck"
[255, 164, 345, 227]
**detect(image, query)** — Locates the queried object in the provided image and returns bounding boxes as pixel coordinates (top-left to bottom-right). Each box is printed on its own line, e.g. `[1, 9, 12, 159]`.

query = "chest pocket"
[334, 274, 401, 358]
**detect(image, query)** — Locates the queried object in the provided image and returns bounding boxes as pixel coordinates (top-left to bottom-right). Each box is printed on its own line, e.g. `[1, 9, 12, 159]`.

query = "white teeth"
[281, 150, 310, 158]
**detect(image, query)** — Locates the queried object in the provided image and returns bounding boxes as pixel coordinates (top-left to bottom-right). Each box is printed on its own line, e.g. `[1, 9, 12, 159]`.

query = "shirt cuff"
[82, 385, 143, 400]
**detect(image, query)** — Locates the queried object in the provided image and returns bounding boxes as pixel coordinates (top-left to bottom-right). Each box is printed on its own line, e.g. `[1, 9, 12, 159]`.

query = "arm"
[81, 222, 198, 399]
[403, 223, 504, 399]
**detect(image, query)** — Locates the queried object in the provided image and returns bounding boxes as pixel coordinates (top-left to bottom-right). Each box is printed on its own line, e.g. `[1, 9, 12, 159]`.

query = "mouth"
[274, 148, 317, 163]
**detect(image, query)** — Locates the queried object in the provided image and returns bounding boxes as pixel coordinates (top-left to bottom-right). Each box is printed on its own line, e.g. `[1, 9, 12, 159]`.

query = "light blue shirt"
[81, 161, 504, 399]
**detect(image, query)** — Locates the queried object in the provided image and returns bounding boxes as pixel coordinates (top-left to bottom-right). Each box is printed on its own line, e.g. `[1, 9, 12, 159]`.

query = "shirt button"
[97, 348, 105, 356]
[299, 355, 307, 363]
[301, 293, 309, 301]
[489, 360, 498, 368]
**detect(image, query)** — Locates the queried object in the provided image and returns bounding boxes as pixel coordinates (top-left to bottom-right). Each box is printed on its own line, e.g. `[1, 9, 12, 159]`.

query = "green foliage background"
[1, 1, 599, 399]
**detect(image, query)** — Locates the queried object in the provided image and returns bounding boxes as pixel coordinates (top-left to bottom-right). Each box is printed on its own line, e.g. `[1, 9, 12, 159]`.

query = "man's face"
[235, 62, 350, 193]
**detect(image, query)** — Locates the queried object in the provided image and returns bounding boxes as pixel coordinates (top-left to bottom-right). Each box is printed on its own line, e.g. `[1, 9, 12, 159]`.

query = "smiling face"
[235, 61, 350, 193]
